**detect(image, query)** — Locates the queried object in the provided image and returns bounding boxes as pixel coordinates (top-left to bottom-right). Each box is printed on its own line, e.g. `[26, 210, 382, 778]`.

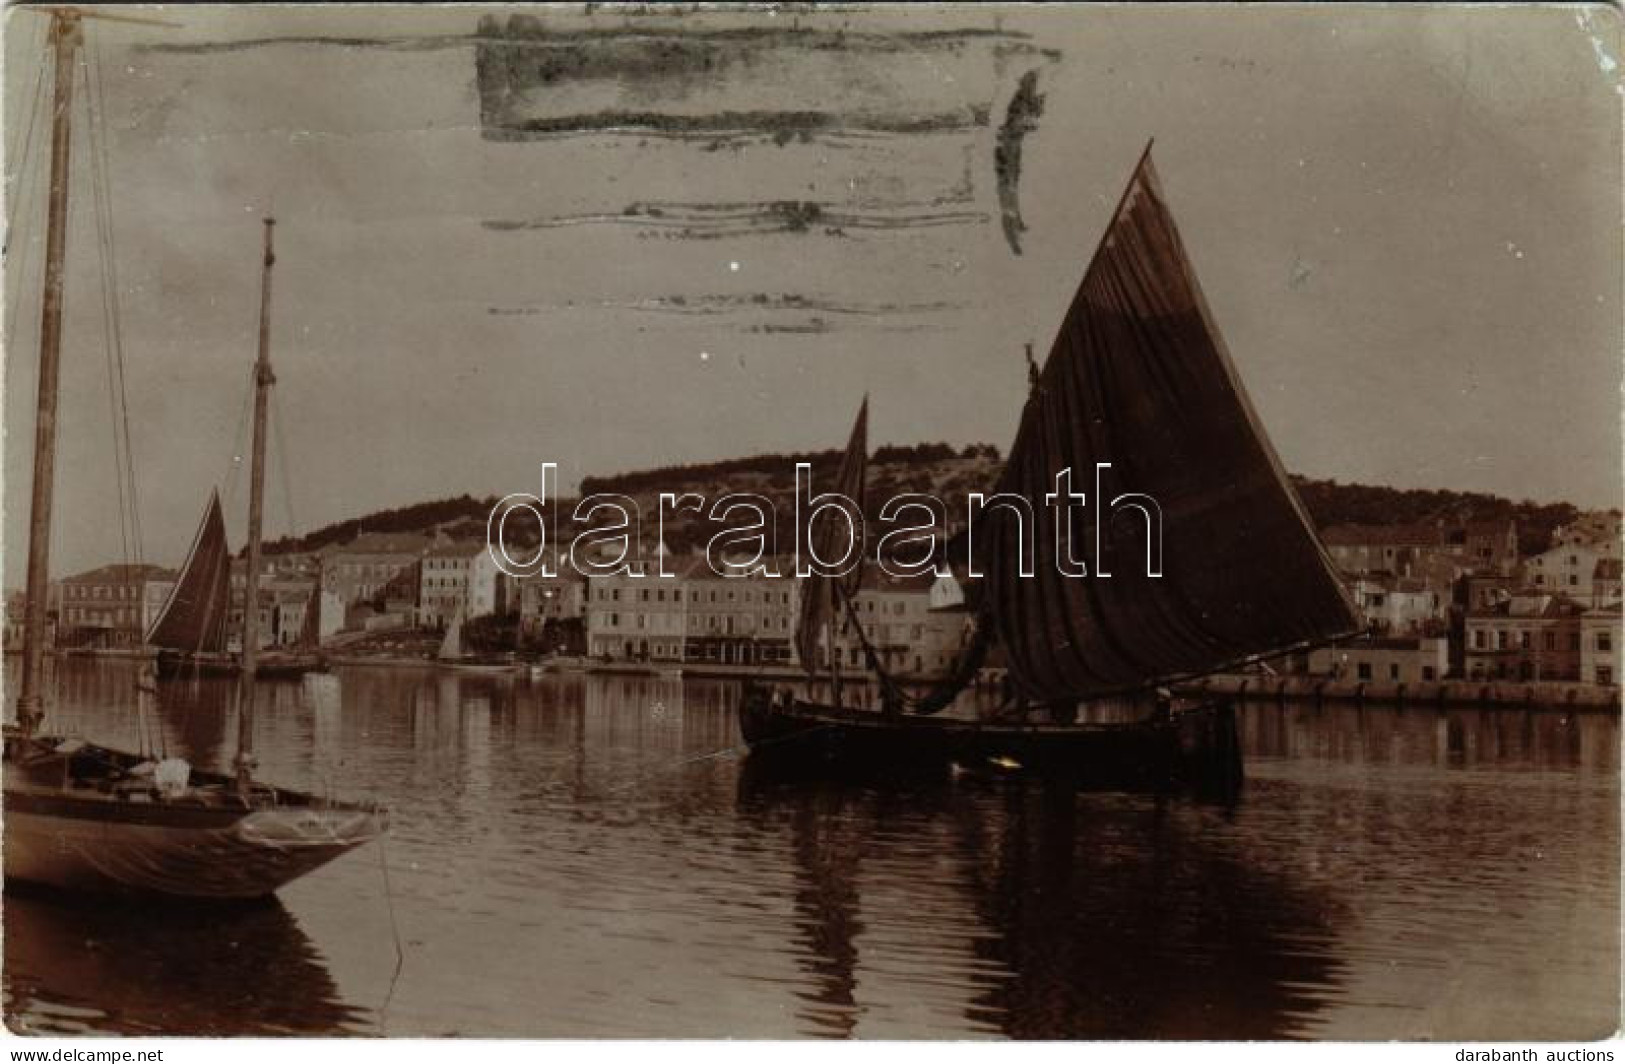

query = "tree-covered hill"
[263, 446, 1601, 560]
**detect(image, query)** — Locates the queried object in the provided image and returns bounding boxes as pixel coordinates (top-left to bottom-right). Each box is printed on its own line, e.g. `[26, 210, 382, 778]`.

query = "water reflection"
[737, 769, 1345, 1039]
[2, 662, 1617, 1039]
[3, 891, 364, 1036]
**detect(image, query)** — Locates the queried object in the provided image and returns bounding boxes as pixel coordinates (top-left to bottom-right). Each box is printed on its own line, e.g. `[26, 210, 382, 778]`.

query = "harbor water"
[3, 660, 1617, 1039]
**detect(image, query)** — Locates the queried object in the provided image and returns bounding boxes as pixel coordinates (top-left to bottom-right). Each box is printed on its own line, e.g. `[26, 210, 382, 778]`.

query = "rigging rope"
[271, 388, 299, 542]
[3, 33, 51, 343]
[90, 41, 145, 574]
[83, 54, 134, 584]
[221, 365, 255, 508]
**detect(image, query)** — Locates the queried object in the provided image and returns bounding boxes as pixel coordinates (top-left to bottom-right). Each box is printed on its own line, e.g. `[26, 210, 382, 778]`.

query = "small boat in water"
[740, 145, 1361, 790]
[3, 8, 384, 900]
[434, 609, 520, 674]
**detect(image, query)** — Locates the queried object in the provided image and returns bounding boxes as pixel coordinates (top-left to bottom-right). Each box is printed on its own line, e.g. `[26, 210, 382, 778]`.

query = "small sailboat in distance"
[3, 8, 384, 899]
[436, 607, 519, 674]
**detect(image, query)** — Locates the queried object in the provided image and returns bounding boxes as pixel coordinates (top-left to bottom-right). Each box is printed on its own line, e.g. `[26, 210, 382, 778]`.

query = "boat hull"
[4, 795, 383, 899]
[738, 689, 1243, 794]
[4, 732, 386, 900]
[155, 650, 327, 681]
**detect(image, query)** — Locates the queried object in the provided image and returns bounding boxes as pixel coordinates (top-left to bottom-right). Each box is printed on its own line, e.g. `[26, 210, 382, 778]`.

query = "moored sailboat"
[435, 608, 520, 674]
[740, 144, 1362, 790]
[147, 490, 326, 682]
[3, 7, 384, 899]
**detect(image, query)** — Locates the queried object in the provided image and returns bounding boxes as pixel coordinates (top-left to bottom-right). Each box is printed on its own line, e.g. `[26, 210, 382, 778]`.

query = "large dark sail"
[794, 398, 868, 675]
[145, 491, 231, 655]
[978, 146, 1360, 702]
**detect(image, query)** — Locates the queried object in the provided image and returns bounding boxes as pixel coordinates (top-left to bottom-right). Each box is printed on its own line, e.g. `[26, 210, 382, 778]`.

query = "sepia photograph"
[0, 0, 1620, 1046]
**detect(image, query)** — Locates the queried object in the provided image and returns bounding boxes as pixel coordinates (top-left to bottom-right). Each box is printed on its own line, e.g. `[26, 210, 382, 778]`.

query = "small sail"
[439, 609, 464, 660]
[978, 147, 1360, 702]
[794, 398, 868, 675]
[146, 491, 232, 654]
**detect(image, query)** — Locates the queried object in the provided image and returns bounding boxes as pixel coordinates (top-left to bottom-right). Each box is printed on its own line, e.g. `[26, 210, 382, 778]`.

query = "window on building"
[1389, 663, 1400, 681]
[1473, 630, 1486, 649]
[1545, 632, 1556, 651]
[1598, 666, 1614, 686]
[1422, 666, 1436, 681]
[1599, 631, 1614, 653]
[1357, 662, 1372, 681]
[1497, 631, 1508, 650]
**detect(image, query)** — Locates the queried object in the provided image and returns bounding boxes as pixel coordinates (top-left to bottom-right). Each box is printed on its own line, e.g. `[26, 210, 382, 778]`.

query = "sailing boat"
[147, 488, 326, 682]
[436, 607, 519, 674]
[739, 145, 1361, 790]
[3, 8, 385, 898]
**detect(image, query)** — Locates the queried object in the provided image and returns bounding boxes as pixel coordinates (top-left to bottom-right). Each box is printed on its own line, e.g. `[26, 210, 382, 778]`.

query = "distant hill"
[1289, 480, 1585, 557]
[263, 446, 1595, 561]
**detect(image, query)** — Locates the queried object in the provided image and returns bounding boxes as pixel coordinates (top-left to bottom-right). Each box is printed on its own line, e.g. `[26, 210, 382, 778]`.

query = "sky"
[3, 3, 1621, 585]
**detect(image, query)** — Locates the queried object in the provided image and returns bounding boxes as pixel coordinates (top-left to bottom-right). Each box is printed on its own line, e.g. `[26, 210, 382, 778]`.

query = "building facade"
[1463, 594, 1586, 683]
[56, 564, 176, 649]
[683, 562, 797, 667]
[1309, 636, 1449, 684]
[1580, 605, 1620, 687]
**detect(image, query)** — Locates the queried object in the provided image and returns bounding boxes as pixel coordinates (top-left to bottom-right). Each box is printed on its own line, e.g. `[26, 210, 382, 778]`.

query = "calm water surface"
[3, 660, 1618, 1039]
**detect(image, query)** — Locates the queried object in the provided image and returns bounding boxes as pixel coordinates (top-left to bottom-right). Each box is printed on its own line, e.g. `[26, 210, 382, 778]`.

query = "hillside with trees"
[263, 445, 1599, 561]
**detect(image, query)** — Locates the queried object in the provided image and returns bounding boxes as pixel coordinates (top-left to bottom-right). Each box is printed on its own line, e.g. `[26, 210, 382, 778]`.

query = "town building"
[683, 560, 797, 667]
[55, 564, 176, 649]
[1345, 573, 1447, 636]
[824, 570, 969, 679]
[227, 559, 322, 649]
[1463, 593, 1587, 683]
[418, 541, 508, 628]
[4, 588, 56, 651]
[516, 552, 588, 653]
[1551, 511, 1622, 557]
[1459, 519, 1519, 575]
[582, 545, 687, 662]
[1580, 604, 1620, 687]
[1321, 523, 1449, 577]
[1308, 635, 1449, 684]
[1591, 558, 1621, 607]
[317, 532, 431, 630]
[1523, 543, 1607, 599]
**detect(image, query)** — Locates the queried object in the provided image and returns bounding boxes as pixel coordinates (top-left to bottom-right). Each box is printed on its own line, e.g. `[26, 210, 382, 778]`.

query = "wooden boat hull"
[4, 795, 383, 899]
[3, 732, 386, 900]
[436, 659, 520, 675]
[155, 650, 327, 681]
[738, 689, 1243, 794]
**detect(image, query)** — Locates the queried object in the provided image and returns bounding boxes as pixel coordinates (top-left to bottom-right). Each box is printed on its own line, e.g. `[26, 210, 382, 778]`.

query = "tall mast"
[235, 217, 276, 791]
[16, 11, 82, 736]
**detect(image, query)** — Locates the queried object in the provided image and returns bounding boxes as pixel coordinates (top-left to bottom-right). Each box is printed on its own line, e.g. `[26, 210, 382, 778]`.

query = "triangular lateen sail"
[145, 490, 232, 655]
[794, 397, 868, 675]
[439, 608, 464, 660]
[975, 145, 1361, 702]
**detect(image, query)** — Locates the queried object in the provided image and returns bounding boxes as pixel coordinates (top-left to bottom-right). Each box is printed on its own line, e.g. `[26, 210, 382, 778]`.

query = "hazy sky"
[3, 3, 1621, 585]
